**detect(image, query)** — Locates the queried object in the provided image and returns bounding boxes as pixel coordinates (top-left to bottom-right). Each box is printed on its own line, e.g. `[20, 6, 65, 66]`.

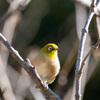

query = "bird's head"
[40, 43, 59, 59]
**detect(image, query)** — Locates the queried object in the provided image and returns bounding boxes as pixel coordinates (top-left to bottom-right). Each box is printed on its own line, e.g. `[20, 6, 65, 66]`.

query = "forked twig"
[75, 0, 100, 100]
[78, 39, 100, 76]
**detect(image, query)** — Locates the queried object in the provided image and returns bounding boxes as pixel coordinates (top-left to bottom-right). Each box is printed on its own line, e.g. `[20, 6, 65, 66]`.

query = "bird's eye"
[48, 47, 52, 51]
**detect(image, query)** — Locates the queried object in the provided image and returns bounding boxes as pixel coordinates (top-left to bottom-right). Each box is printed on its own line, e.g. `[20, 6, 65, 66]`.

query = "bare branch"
[75, 0, 100, 100]
[0, 33, 62, 100]
[78, 39, 100, 75]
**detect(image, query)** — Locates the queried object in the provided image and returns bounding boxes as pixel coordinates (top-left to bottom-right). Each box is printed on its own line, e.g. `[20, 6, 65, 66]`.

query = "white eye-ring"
[48, 47, 52, 51]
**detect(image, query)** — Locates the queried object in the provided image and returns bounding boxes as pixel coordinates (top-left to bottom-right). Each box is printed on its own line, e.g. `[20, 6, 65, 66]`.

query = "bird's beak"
[53, 48, 60, 50]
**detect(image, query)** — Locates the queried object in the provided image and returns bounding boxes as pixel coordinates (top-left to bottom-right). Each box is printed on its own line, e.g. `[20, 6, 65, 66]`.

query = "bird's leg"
[43, 81, 49, 89]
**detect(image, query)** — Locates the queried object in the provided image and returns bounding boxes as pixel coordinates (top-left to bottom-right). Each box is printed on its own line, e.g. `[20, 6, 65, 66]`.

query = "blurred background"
[0, 0, 100, 100]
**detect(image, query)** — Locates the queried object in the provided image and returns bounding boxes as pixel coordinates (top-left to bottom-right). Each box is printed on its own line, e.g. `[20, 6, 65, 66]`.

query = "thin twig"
[0, 33, 62, 100]
[75, 0, 100, 100]
[78, 39, 100, 75]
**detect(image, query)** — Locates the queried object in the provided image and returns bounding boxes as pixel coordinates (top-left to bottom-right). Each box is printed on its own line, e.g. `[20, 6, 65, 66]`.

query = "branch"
[75, 0, 100, 100]
[0, 33, 62, 100]
[78, 39, 100, 75]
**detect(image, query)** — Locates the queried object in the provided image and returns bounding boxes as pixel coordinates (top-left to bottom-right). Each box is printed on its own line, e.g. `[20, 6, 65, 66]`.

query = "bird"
[30, 43, 60, 85]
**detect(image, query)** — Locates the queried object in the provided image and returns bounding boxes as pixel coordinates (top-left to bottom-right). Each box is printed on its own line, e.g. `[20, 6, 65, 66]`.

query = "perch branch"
[0, 33, 62, 100]
[75, 0, 100, 100]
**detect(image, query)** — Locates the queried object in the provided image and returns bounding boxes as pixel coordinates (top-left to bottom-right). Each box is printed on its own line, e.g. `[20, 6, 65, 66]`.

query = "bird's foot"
[43, 81, 48, 89]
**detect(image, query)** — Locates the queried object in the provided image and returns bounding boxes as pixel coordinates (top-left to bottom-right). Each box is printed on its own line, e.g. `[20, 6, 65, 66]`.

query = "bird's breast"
[31, 53, 60, 83]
